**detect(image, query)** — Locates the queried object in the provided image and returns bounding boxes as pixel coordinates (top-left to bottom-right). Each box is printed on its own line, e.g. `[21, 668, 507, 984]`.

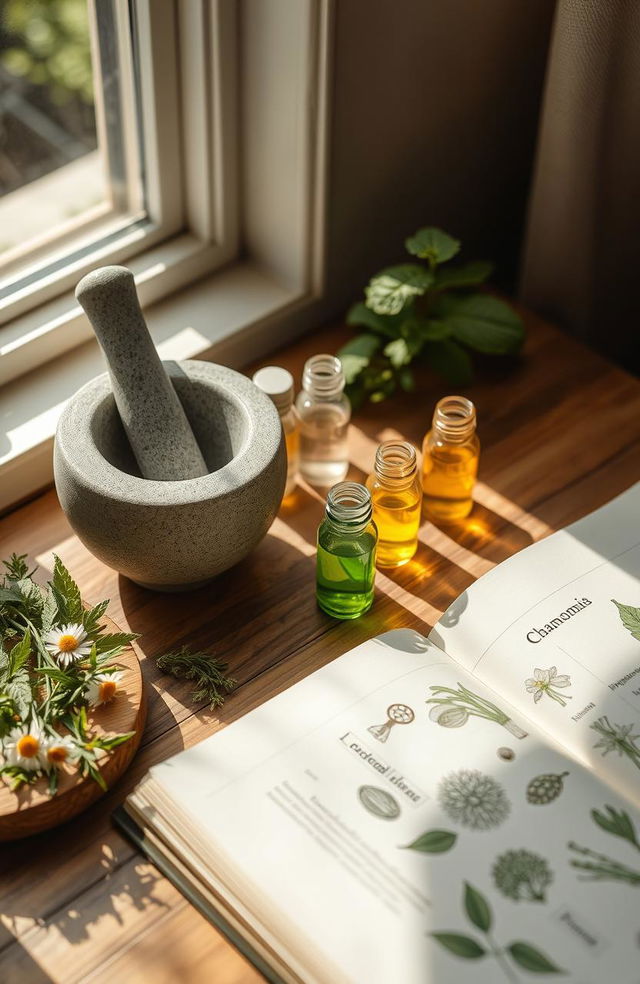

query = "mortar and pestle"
[54, 266, 286, 591]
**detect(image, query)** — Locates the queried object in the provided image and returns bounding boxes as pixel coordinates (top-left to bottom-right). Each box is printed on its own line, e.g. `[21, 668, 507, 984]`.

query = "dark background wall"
[324, 0, 557, 313]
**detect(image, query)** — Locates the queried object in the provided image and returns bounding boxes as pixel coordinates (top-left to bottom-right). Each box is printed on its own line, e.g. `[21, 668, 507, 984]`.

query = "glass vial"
[296, 354, 351, 486]
[253, 366, 299, 498]
[366, 441, 422, 568]
[422, 395, 480, 521]
[316, 482, 377, 619]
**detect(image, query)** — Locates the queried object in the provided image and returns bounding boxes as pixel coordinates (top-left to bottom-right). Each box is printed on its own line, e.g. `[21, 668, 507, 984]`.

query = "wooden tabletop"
[1, 308, 640, 983]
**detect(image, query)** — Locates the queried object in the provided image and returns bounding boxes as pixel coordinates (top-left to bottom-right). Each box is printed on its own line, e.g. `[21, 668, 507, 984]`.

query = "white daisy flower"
[44, 623, 92, 667]
[43, 734, 78, 770]
[3, 723, 47, 771]
[524, 666, 572, 707]
[85, 671, 123, 707]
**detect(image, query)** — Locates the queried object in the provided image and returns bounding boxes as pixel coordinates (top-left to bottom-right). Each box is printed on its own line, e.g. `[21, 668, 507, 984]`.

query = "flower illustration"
[43, 734, 78, 769]
[44, 623, 92, 667]
[3, 722, 47, 772]
[524, 666, 572, 706]
[85, 671, 123, 707]
[438, 769, 510, 830]
[492, 849, 553, 902]
[591, 716, 640, 769]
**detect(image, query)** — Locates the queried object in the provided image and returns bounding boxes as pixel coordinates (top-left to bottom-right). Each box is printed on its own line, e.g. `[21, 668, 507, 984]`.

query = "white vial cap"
[252, 365, 294, 414]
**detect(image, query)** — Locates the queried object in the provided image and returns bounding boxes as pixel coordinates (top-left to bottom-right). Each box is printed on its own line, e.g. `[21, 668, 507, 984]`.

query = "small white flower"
[3, 723, 47, 771]
[85, 671, 123, 707]
[43, 734, 78, 770]
[44, 623, 92, 667]
[525, 666, 572, 707]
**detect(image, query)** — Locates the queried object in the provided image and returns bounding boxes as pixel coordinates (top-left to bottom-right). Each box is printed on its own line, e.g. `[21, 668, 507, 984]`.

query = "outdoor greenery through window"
[0, 0, 143, 295]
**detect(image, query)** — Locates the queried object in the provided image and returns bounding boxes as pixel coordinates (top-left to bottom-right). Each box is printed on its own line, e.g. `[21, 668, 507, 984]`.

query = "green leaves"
[83, 598, 110, 636]
[464, 882, 492, 932]
[8, 632, 31, 677]
[405, 227, 460, 265]
[405, 829, 457, 853]
[94, 632, 139, 655]
[341, 224, 524, 404]
[365, 264, 433, 316]
[591, 804, 640, 850]
[52, 554, 82, 624]
[507, 942, 565, 974]
[612, 599, 640, 642]
[433, 293, 524, 355]
[431, 933, 485, 959]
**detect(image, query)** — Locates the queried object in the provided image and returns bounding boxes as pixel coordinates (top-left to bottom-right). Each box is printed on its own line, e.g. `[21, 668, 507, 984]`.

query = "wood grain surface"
[0, 614, 145, 842]
[1, 307, 639, 983]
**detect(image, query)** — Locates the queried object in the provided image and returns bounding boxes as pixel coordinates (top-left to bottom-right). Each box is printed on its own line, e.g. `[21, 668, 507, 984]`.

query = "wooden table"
[1, 309, 640, 983]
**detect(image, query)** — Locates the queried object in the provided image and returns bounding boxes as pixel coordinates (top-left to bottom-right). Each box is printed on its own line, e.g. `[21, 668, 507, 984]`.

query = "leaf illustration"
[365, 264, 433, 316]
[612, 600, 640, 642]
[405, 227, 460, 264]
[404, 830, 457, 854]
[507, 941, 565, 974]
[591, 804, 639, 848]
[464, 882, 492, 932]
[431, 933, 485, 959]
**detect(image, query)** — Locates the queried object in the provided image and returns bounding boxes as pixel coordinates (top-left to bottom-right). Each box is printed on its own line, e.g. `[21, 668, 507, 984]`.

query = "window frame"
[0, 0, 240, 385]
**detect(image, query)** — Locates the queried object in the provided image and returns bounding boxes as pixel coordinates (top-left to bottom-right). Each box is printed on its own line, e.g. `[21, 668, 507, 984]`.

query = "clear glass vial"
[366, 441, 422, 568]
[316, 482, 378, 619]
[253, 365, 299, 498]
[422, 395, 480, 521]
[296, 354, 351, 486]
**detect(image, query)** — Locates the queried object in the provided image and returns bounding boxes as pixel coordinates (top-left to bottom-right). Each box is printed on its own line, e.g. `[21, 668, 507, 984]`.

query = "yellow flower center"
[99, 680, 118, 702]
[47, 745, 68, 764]
[58, 634, 79, 652]
[17, 735, 40, 758]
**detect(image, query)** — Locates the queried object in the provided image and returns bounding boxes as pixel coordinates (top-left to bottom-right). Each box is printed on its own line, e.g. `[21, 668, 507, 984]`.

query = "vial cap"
[252, 366, 294, 413]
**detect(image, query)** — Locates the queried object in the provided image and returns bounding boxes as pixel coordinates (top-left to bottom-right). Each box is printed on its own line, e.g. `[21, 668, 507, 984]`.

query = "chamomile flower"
[85, 671, 123, 707]
[524, 666, 572, 707]
[43, 734, 78, 769]
[44, 623, 92, 667]
[3, 722, 46, 771]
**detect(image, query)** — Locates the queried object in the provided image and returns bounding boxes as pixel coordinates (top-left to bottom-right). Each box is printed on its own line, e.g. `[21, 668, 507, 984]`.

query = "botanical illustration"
[431, 881, 564, 980]
[492, 849, 553, 903]
[368, 702, 415, 743]
[358, 785, 401, 820]
[497, 747, 515, 761]
[612, 599, 640, 641]
[591, 716, 640, 771]
[438, 769, 510, 830]
[426, 683, 528, 738]
[0, 553, 135, 794]
[524, 666, 572, 707]
[526, 771, 569, 805]
[569, 804, 640, 887]
[403, 829, 457, 854]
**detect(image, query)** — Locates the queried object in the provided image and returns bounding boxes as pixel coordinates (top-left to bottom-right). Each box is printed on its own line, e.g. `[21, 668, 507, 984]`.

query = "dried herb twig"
[156, 647, 236, 709]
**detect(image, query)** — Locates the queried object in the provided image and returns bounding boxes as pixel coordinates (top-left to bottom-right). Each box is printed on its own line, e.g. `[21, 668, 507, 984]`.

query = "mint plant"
[339, 226, 524, 406]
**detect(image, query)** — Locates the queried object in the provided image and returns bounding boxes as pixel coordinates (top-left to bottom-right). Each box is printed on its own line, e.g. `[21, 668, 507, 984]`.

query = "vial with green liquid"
[316, 482, 378, 619]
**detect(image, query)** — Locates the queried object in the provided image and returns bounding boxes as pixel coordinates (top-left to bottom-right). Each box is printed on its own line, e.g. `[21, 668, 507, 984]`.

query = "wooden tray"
[0, 614, 146, 841]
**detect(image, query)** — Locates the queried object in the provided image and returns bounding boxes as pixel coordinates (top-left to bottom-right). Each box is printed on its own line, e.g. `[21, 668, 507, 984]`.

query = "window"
[0, 0, 240, 384]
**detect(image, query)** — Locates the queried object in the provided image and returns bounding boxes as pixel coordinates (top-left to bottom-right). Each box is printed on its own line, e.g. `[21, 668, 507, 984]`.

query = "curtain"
[519, 0, 640, 367]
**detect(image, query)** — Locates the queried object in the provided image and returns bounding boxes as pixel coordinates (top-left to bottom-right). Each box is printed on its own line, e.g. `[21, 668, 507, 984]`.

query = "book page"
[146, 630, 640, 984]
[431, 483, 640, 807]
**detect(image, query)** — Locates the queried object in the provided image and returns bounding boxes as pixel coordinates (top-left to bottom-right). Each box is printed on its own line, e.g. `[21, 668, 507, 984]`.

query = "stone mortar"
[54, 359, 286, 591]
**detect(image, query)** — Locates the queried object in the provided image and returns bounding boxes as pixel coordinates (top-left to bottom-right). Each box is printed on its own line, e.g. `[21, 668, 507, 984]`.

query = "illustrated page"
[432, 484, 640, 808]
[152, 631, 640, 984]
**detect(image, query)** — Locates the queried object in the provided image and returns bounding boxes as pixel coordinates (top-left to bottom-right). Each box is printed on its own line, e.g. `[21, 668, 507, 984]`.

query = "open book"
[118, 483, 640, 983]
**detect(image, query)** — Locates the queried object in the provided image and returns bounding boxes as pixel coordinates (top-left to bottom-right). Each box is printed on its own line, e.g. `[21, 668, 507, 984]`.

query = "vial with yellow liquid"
[366, 441, 422, 568]
[422, 395, 479, 521]
[252, 366, 299, 498]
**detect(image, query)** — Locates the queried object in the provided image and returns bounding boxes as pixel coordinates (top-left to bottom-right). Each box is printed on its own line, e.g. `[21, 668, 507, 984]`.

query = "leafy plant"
[438, 769, 510, 830]
[591, 716, 640, 770]
[569, 803, 640, 888]
[339, 226, 524, 406]
[431, 881, 564, 980]
[492, 849, 553, 903]
[426, 682, 528, 739]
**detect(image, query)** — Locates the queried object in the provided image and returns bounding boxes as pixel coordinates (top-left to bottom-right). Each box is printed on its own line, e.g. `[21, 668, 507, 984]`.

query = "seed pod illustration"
[358, 785, 401, 819]
[526, 771, 569, 805]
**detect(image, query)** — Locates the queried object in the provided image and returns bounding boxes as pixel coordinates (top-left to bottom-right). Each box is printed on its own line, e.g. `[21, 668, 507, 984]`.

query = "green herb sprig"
[156, 646, 236, 710]
[339, 226, 524, 406]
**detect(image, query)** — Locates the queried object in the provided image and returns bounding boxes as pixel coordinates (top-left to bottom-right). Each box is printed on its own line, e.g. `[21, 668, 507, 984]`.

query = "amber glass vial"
[422, 396, 479, 521]
[366, 441, 422, 568]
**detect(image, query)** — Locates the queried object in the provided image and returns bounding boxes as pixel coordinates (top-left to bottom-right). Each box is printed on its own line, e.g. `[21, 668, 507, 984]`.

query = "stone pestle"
[75, 265, 208, 481]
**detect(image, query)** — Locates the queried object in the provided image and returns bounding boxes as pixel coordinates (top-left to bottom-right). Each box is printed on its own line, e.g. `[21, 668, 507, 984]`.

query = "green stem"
[486, 932, 519, 984]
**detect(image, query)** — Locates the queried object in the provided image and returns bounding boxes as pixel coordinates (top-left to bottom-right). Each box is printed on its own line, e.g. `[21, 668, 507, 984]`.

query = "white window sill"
[0, 261, 307, 514]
